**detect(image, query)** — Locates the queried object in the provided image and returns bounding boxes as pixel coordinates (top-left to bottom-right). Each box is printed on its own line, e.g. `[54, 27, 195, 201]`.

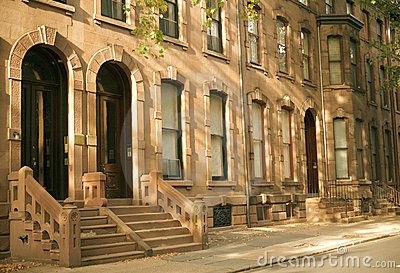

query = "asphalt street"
[250, 235, 400, 273]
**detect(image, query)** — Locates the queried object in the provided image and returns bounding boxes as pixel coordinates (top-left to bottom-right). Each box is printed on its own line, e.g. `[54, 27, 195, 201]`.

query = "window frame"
[350, 39, 359, 88]
[281, 107, 294, 180]
[333, 118, 349, 180]
[251, 101, 265, 180]
[355, 119, 364, 179]
[210, 91, 228, 181]
[362, 10, 371, 41]
[206, 1, 223, 54]
[370, 126, 380, 181]
[366, 59, 375, 103]
[380, 65, 389, 108]
[248, 16, 260, 64]
[377, 19, 383, 46]
[301, 30, 311, 81]
[277, 18, 288, 74]
[325, 0, 334, 14]
[384, 128, 393, 182]
[161, 81, 184, 180]
[160, 0, 179, 39]
[328, 36, 343, 85]
[101, 0, 127, 22]
[346, 0, 354, 15]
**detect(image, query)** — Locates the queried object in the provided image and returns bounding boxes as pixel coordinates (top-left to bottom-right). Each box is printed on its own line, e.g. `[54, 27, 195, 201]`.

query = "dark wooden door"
[98, 95, 127, 198]
[305, 110, 319, 195]
[22, 83, 68, 200]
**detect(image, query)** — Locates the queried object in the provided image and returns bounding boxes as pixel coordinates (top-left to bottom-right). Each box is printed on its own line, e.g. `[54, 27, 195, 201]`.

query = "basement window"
[213, 205, 232, 227]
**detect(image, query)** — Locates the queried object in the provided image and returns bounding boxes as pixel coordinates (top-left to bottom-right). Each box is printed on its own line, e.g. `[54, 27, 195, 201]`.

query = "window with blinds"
[370, 126, 379, 181]
[384, 129, 393, 181]
[301, 30, 311, 80]
[366, 60, 375, 102]
[248, 17, 260, 64]
[101, 0, 126, 22]
[160, 0, 179, 39]
[355, 120, 364, 179]
[207, 1, 223, 53]
[162, 82, 182, 179]
[334, 118, 348, 179]
[277, 19, 288, 73]
[281, 108, 293, 180]
[350, 39, 358, 88]
[210, 93, 227, 180]
[328, 36, 342, 85]
[252, 103, 264, 179]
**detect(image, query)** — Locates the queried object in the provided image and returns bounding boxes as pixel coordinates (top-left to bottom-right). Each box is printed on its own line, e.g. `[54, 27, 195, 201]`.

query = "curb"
[229, 231, 400, 272]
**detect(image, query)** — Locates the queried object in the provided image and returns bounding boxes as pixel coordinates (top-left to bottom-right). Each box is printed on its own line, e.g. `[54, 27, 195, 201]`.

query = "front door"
[21, 47, 68, 201]
[96, 62, 132, 198]
[305, 110, 319, 195]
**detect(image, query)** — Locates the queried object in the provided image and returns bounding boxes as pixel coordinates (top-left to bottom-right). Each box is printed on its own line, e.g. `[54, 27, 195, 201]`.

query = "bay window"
[334, 118, 349, 179]
[328, 36, 342, 85]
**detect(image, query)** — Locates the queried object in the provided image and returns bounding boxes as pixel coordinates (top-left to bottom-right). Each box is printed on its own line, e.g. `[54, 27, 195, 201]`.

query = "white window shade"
[252, 103, 263, 140]
[333, 119, 347, 148]
[328, 37, 341, 61]
[281, 109, 290, 144]
[210, 94, 224, 136]
[334, 119, 349, 179]
[335, 149, 349, 179]
[252, 103, 263, 179]
[211, 135, 224, 177]
[162, 130, 178, 160]
[162, 83, 179, 130]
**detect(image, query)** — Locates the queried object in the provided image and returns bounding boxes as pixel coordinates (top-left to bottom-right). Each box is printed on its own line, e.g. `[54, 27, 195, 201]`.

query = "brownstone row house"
[0, 0, 399, 266]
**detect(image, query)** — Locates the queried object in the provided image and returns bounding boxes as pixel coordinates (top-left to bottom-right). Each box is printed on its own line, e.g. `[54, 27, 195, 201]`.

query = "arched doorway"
[305, 109, 319, 195]
[96, 61, 132, 198]
[21, 46, 68, 200]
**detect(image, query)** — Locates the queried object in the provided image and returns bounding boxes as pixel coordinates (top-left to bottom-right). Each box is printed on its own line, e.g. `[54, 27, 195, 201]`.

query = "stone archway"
[86, 45, 145, 202]
[8, 25, 84, 200]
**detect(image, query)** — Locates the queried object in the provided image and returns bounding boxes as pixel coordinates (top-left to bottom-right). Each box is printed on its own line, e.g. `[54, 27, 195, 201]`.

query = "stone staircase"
[79, 207, 145, 266]
[108, 205, 202, 255]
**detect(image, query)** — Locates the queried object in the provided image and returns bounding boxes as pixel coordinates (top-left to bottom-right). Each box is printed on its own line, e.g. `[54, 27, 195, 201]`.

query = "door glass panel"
[106, 101, 117, 164]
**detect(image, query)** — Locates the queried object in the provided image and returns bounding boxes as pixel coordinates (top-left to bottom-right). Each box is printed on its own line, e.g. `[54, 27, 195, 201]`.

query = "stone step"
[152, 242, 202, 256]
[341, 215, 368, 224]
[119, 212, 172, 223]
[81, 233, 127, 246]
[395, 207, 400, 215]
[81, 242, 137, 257]
[81, 216, 108, 226]
[108, 206, 161, 215]
[127, 219, 181, 230]
[81, 224, 117, 235]
[135, 226, 190, 239]
[79, 208, 99, 218]
[0, 251, 10, 259]
[107, 198, 133, 206]
[340, 211, 356, 218]
[81, 250, 144, 266]
[143, 234, 193, 248]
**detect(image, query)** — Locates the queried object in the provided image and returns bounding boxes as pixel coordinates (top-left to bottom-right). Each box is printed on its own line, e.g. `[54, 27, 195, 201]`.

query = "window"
[210, 92, 227, 180]
[160, 0, 179, 38]
[355, 120, 364, 179]
[162, 82, 182, 179]
[384, 129, 393, 181]
[395, 88, 400, 110]
[207, 0, 223, 53]
[334, 118, 348, 179]
[252, 103, 264, 179]
[366, 59, 375, 102]
[363, 11, 371, 41]
[325, 0, 334, 14]
[248, 17, 260, 64]
[55, 0, 67, 3]
[298, 0, 308, 5]
[390, 28, 396, 44]
[346, 1, 354, 15]
[350, 39, 358, 87]
[377, 19, 383, 46]
[101, 0, 126, 21]
[328, 36, 342, 84]
[380, 65, 388, 107]
[301, 30, 311, 80]
[277, 19, 288, 73]
[370, 126, 379, 181]
[281, 108, 293, 180]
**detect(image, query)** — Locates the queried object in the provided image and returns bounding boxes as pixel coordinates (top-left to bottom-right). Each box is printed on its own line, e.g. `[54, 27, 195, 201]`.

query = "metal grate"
[213, 205, 232, 227]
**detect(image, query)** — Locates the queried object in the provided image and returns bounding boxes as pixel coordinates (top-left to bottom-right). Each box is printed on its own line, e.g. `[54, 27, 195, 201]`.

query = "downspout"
[236, 0, 251, 227]
[317, 22, 329, 195]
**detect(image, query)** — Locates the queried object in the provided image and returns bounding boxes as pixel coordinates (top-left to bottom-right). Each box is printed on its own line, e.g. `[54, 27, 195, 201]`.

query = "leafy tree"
[130, 0, 260, 58]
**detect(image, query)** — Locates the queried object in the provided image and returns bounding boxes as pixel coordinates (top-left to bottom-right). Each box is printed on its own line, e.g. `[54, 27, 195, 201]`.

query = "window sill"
[165, 179, 193, 188]
[396, 110, 400, 115]
[282, 180, 300, 187]
[93, 14, 132, 32]
[162, 36, 188, 51]
[203, 49, 230, 64]
[252, 180, 275, 187]
[369, 101, 378, 107]
[301, 79, 317, 89]
[23, 0, 75, 15]
[207, 180, 236, 188]
[246, 63, 268, 75]
[276, 72, 295, 84]
[381, 106, 391, 112]
[358, 179, 371, 186]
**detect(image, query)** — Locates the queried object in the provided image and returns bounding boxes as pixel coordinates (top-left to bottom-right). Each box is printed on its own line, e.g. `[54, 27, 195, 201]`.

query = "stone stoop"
[108, 205, 202, 256]
[79, 208, 145, 266]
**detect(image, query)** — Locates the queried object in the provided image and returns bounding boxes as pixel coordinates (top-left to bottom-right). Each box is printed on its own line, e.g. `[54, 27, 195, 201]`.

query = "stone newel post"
[59, 200, 81, 267]
[192, 199, 208, 248]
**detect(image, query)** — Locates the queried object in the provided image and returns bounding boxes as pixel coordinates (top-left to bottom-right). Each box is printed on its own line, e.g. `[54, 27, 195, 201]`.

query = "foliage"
[130, 0, 260, 58]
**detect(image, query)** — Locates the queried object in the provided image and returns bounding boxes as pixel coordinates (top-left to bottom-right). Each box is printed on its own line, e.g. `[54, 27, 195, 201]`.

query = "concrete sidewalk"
[3, 215, 400, 273]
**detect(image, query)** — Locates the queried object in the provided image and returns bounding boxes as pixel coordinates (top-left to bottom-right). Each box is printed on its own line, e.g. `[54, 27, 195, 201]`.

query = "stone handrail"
[141, 171, 208, 247]
[373, 184, 400, 207]
[388, 186, 400, 206]
[9, 167, 81, 267]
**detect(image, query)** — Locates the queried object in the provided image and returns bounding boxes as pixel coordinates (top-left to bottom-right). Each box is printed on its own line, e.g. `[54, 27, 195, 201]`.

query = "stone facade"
[0, 0, 399, 258]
